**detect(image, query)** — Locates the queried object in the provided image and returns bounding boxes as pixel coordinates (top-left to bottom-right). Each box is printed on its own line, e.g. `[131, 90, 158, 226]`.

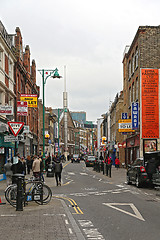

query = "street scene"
[1, 0, 160, 239]
[0, 161, 160, 240]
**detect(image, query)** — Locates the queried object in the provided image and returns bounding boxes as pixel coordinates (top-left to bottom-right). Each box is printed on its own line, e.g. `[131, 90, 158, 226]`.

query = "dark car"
[85, 155, 96, 167]
[126, 158, 148, 188]
[71, 154, 80, 163]
[144, 151, 160, 187]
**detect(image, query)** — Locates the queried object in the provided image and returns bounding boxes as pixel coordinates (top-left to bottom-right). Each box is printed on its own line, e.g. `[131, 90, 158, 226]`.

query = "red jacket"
[115, 158, 120, 165]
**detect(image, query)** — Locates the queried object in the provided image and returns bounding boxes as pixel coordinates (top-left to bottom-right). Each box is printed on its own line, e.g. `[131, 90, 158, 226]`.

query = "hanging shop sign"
[118, 119, 135, 132]
[122, 113, 128, 119]
[0, 105, 13, 115]
[17, 101, 28, 116]
[141, 69, 159, 138]
[20, 94, 37, 108]
[132, 102, 139, 130]
[0, 147, 5, 154]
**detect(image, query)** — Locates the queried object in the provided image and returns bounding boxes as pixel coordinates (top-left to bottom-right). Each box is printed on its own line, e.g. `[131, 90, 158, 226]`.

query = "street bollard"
[16, 177, 23, 211]
[106, 164, 108, 176]
[109, 165, 112, 178]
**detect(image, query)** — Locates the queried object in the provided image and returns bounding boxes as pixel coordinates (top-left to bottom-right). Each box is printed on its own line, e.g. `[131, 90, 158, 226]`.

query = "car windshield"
[133, 159, 143, 166]
[88, 156, 95, 161]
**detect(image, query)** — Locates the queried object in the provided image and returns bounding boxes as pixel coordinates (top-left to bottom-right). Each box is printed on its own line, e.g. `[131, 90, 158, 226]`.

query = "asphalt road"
[52, 161, 160, 240]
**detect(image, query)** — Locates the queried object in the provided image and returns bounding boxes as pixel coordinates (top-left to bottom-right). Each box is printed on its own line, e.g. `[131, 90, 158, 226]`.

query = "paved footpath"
[0, 173, 84, 240]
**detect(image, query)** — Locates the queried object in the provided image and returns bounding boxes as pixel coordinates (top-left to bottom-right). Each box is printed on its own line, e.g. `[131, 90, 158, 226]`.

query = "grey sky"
[1, 0, 160, 122]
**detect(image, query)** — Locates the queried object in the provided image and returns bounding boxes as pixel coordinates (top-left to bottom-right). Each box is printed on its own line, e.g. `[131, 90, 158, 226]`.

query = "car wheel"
[126, 175, 131, 185]
[135, 176, 141, 188]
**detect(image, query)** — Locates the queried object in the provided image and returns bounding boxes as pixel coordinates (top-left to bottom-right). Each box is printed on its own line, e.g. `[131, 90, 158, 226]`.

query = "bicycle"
[5, 176, 52, 207]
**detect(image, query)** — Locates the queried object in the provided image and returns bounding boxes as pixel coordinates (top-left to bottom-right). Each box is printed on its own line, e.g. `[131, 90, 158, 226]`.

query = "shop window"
[0, 49, 3, 68]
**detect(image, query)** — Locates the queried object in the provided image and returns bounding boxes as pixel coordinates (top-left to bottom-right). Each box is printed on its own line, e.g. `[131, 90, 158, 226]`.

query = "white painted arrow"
[103, 203, 145, 221]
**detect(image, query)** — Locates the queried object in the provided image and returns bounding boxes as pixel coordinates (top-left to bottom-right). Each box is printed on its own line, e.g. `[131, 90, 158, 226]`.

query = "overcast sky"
[1, 0, 160, 122]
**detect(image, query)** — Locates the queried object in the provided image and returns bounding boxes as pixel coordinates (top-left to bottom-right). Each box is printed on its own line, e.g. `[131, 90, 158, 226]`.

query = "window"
[9, 60, 12, 77]
[132, 54, 134, 74]
[132, 83, 135, 102]
[135, 47, 138, 68]
[136, 78, 138, 100]
[129, 87, 131, 106]
[0, 50, 3, 68]
[128, 61, 131, 79]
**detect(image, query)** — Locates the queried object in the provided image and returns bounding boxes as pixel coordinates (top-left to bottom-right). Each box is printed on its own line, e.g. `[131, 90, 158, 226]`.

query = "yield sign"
[7, 122, 24, 137]
[103, 203, 145, 221]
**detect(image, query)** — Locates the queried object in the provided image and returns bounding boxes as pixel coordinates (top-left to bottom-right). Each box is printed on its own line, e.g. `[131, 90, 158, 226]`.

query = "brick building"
[14, 27, 39, 157]
[0, 21, 16, 180]
[123, 26, 160, 165]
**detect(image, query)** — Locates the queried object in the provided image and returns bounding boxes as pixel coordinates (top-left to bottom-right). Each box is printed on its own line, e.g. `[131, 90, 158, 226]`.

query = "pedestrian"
[146, 157, 157, 187]
[32, 155, 40, 180]
[45, 154, 51, 171]
[115, 157, 120, 169]
[4, 158, 13, 186]
[39, 155, 44, 182]
[53, 159, 63, 186]
[21, 157, 26, 175]
[26, 155, 32, 174]
[16, 155, 24, 174]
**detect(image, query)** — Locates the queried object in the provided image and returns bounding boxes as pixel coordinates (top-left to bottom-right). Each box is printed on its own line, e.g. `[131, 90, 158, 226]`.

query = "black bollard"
[16, 177, 23, 211]
[109, 165, 112, 178]
[106, 164, 108, 176]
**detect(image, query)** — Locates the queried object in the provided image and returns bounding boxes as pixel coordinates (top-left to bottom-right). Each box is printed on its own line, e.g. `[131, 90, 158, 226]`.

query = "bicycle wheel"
[34, 184, 52, 205]
[5, 184, 17, 207]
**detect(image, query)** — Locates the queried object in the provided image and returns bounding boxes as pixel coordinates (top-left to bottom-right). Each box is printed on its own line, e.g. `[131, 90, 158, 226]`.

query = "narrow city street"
[52, 161, 160, 240]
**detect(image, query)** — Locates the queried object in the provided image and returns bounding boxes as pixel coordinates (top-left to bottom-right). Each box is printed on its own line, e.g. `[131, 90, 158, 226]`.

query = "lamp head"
[52, 68, 62, 79]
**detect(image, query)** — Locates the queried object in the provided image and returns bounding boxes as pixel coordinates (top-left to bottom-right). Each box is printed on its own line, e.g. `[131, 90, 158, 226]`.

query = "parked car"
[144, 151, 160, 187]
[71, 154, 80, 163]
[126, 158, 148, 188]
[85, 155, 96, 167]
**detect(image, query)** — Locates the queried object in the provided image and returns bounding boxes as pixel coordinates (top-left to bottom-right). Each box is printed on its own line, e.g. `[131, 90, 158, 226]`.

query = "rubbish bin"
[46, 164, 54, 177]
[12, 174, 25, 184]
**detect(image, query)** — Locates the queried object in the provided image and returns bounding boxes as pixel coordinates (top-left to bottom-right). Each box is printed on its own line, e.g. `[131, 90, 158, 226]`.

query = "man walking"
[4, 158, 13, 186]
[53, 159, 63, 186]
[32, 155, 40, 179]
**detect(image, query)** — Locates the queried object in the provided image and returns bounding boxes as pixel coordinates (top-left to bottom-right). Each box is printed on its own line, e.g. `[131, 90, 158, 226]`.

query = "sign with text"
[4, 135, 24, 142]
[20, 94, 37, 108]
[0, 106, 13, 115]
[17, 101, 28, 116]
[118, 119, 135, 132]
[141, 69, 159, 138]
[7, 122, 24, 137]
[132, 102, 138, 129]
[122, 113, 127, 119]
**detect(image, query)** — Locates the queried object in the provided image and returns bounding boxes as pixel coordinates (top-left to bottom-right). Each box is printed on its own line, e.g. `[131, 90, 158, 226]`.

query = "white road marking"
[1, 214, 16, 217]
[78, 220, 105, 239]
[68, 228, 73, 234]
[65, 219, 69, 225]
[67, 172, 75, 175]
[78, 220, 94, 227]
[103, 203, 145, 221]
[80, 172, 88, 175]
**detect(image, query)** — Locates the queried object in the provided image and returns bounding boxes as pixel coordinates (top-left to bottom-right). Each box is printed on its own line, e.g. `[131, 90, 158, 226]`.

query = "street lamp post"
[38, 68, 61, 168]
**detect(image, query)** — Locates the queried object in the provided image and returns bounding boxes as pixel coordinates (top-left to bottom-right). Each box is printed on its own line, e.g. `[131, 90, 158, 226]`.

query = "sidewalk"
[0, 173, 83, 240]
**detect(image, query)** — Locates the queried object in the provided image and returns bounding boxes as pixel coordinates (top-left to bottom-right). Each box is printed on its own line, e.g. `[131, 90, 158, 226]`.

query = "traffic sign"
[17, 101, 28, 116]
[7, 122, 24, 137]
[4, 135, 24, 142]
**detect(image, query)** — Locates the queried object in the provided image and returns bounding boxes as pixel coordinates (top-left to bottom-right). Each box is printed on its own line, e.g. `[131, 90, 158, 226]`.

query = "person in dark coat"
[146, 157, 157, 185]
[53, 159, 63, 186]
[26, 155, 32, 174]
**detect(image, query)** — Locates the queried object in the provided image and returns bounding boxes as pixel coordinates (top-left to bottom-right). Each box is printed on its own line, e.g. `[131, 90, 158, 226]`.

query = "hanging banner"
[141, 69, 159, 138]
[132, 102, 138, 130]
[20, 94, 37, 108]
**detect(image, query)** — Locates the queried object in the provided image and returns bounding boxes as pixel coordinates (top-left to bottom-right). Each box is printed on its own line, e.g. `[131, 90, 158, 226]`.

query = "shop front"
[0, 134, 15, 181]
[126, 134, 140, 166]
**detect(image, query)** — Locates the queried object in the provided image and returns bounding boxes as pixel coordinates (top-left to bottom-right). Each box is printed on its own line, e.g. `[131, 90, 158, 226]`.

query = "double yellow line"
[54, 196, 83, 214]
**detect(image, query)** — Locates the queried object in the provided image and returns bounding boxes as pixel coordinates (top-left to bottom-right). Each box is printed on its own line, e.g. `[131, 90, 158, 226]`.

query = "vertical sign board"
[132, 102, 138, 130]
[141, 69, 159, 138]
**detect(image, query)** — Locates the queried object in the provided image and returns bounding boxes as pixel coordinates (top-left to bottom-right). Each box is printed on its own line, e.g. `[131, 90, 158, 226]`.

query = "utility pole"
[63, 66, 68, 161]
